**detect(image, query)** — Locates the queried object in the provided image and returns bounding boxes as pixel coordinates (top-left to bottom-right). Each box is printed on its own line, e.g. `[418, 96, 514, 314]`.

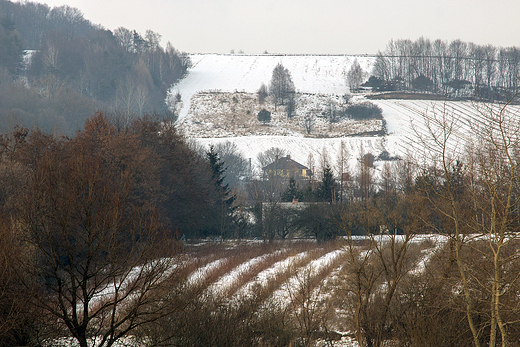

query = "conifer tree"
[316, 166, 337, 203]
[206, 145, 236, 238]
[281, 177, 303, 202]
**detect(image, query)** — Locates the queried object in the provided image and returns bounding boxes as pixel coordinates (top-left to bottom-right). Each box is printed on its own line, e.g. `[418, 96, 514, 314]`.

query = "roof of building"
[262, 155, 308, 171]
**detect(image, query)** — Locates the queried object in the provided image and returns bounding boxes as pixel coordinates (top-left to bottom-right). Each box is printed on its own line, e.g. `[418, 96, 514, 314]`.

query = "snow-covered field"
[165, 237, 442, 346]
[170, 54, 374, 122]
[168, 54, 520, 173]
[168, 54, 387, 171]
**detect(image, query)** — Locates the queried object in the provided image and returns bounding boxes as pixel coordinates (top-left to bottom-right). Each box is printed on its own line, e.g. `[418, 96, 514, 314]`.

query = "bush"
[344, 102, 382, 120]
[257, 108, 271, 124]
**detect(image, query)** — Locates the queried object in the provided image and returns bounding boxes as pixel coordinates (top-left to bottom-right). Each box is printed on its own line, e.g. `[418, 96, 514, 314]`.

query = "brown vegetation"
[1, 92, 520, 347]
[180, 91, 383, 138]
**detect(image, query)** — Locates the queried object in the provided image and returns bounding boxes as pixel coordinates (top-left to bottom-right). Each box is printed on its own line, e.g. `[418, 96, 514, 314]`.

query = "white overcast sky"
[39, 0, 520, 54]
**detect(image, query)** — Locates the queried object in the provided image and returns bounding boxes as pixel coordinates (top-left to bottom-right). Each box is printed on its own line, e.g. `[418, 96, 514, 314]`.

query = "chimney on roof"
[286, 155, 291, 159]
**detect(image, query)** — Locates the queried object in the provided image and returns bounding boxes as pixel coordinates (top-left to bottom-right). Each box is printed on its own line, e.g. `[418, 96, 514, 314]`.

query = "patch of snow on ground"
[232, 251, 308, 301]
[187, 258, 226, 286]
[264, 249, 344, 310]
[170, 54, 375, 122]
[205, 251, 284, 297]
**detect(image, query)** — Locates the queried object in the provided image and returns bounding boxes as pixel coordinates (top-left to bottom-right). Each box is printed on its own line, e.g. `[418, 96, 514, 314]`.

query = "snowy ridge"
[232, 251, 308, 302]
[205, 251, 284, 297]
[264, 249, 344, 310]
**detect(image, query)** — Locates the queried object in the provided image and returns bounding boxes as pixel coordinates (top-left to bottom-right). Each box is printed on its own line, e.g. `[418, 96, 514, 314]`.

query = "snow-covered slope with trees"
[167, 54, 520, 174]
[170, 54, 375, 122]
[168, 54, 385, 172]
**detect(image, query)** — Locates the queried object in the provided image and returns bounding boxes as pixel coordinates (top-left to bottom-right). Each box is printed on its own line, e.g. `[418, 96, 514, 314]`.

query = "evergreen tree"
[206, 145, 236, 238]
[257, 108, 271, 124]
[281, 177, 303, 202]
[315, 166, 338, 203]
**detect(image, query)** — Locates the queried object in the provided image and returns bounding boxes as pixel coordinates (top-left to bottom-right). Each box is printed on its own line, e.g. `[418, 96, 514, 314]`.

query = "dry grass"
[178, 91, 383, 138]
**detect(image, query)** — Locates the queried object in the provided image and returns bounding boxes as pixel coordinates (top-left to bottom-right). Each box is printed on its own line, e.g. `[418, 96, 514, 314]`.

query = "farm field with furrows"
[107, 236, 443, 347]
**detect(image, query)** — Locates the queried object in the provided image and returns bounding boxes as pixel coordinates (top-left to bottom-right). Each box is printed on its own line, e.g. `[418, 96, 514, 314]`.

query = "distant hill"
[168, 54, 385, 172]
[168, 54, 520, 174]
[169, 54, 375, 122]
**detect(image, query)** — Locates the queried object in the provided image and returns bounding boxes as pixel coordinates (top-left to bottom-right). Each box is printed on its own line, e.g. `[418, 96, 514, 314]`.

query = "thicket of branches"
[0, 112, 247, 346]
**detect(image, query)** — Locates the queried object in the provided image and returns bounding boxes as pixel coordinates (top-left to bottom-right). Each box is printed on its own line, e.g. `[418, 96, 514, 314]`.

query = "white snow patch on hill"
[193, 135, 387, 175]
[167, 54, 520, 172]
[169, 54, 375, 122]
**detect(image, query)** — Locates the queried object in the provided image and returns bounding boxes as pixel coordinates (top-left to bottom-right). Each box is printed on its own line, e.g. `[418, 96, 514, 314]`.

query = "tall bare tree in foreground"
[337, 189, 423, 347]
[17, 114, 180, 347]
[415, 93, 520, 347]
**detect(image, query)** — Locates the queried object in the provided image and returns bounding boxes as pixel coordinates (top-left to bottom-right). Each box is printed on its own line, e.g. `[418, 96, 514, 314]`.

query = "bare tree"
[257, 83, 268, 104]
[145, 30, 161, 52]
[337, 192, 422, 347]
[134, 85, 150, 114]
[357, 149, 375, 201]
[307, 152, 316, 188]
[347, 59, 364, 91]
[42, 42, 61, 74]
[414, 93, 520, 347]
[302, 113, 315, 135]
[269, 63, 295, 109]
[113, 27, 134, 52]
[286, 92, 296, 118]
[335, 141, 351, 203]
[286, 265, 336, 346]
[257, 147, 288, 171]
[48, 5, 89, 40]
[17, 114, 180, 347]
[115, 75, 137, 118]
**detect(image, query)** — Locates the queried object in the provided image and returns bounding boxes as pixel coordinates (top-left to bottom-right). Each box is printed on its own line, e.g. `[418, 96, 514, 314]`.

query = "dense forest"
[0, 0, 190, 134]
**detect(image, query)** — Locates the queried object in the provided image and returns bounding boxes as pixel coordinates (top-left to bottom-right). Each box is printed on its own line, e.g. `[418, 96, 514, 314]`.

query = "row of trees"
[371, 37, 520, 98]
[0, 1, 190, 135]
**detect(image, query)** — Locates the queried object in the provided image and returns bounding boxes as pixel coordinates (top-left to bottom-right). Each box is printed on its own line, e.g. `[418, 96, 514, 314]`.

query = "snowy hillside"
[170, 54, 375, 122]
[167, 54, 385, 172]
[167, 54, 520, 173]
